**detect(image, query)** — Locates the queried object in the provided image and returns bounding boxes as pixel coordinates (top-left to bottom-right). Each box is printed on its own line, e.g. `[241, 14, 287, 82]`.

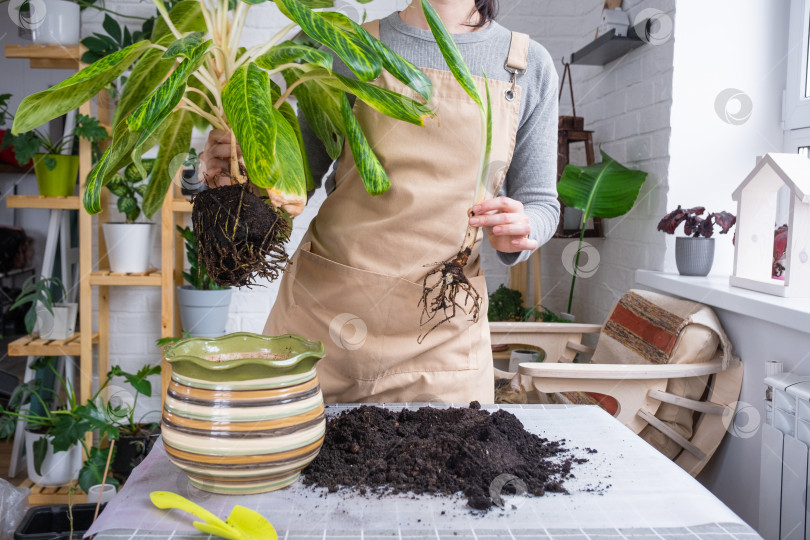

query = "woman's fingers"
[472, 196, 523, 216]
[510, 237, 538, 251]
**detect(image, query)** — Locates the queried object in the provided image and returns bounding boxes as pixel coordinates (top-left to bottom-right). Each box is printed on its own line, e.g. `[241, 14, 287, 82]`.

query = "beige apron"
[265, 21, 529, 404]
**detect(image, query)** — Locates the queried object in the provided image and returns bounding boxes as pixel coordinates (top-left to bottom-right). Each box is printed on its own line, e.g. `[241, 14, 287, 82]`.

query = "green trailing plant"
[177, 225, 227, 290]
[9, 276, 66, 335]
[557, 151, 648, 315]
[82, 14, 158, 64]
[0, 357, 160, 492]
[107, 160, 155, 223]
[0, 114, 107, 170]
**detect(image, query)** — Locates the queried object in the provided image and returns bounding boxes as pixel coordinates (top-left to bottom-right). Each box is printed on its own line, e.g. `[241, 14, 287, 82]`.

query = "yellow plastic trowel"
[150, 491, 278, 540]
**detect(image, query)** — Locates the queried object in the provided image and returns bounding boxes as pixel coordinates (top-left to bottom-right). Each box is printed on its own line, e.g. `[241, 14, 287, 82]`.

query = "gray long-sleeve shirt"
[301, 12, 560, 266]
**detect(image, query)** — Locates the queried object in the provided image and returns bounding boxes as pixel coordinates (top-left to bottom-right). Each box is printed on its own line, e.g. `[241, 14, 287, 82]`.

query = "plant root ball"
[191, 184, 291, 288]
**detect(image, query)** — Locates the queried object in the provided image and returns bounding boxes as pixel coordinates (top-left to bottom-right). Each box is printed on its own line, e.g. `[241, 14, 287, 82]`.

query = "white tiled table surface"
[87, 405, 760, 539]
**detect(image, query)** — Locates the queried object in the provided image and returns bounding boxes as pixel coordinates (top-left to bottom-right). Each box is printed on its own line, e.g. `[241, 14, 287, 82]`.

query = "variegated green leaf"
[324, 73, 434, 126]
[255, 41, 333, 71]
[12, 41, 151, 134]
[163, 31, 205, 59]
[419, 0, 481, 110]
[278, 100, 314, 191]
[269, 104, 307, 199]
[83, 120, 140, 215]
[143, 109, 193, 218]
[127, 41, 211, 178]
[321, 12, 433, 101]
[222, 63, 278, 188]
[114, 0, 206, 125]
[283, 70, 344, 160]
[274, 0, 381, 81]
[340, 92, 389, 195]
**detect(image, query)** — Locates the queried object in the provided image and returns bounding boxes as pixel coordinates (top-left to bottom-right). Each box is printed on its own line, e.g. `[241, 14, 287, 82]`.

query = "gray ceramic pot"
[675, 237, 715, 276]
[176, 286, 233, 337]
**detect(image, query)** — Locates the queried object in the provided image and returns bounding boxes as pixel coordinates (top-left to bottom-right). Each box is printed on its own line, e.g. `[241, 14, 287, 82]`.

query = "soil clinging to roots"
[302, 403, 583, 512]
[418, 248, 482, 343]
[192, 183, 291, 288]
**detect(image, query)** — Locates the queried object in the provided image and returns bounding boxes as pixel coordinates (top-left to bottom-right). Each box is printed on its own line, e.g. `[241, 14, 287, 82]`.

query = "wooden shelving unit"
[8, 333, 99, 357]
[3, 43, 188, 504]
[6, 194, 81, 210]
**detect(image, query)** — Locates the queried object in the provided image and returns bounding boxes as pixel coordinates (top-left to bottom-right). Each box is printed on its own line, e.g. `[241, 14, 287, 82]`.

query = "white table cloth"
[86, 404, 759, 539]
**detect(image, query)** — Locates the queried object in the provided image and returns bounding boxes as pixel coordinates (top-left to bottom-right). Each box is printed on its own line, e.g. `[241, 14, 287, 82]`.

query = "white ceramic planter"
[24, 431, 81, 486]
[176, 286, 232, 338]
[36, 302, 77, 340]
[31, 0, 80, 45]
[102, 223, 155, 273]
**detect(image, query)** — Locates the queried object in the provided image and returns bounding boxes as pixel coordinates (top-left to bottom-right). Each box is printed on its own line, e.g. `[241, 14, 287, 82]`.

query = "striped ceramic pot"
[161, 332, 326, 495]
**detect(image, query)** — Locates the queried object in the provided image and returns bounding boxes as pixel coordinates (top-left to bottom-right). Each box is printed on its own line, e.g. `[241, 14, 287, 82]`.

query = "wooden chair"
[492, 293, 744, 477]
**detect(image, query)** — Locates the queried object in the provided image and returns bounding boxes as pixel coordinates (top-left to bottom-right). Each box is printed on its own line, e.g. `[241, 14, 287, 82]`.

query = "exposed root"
[192, 182, 291, 288]
[417, 247, 481, 344]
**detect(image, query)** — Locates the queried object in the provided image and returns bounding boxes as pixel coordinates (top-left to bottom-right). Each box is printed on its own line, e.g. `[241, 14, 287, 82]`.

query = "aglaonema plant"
[416, 0, 494, 343]
[10, 0, 446, 288]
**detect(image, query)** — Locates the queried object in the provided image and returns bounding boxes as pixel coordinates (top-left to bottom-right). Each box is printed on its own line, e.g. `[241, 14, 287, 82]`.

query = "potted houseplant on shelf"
[657, 205, 737, 276]
[176, 225, 231, 337]
[10, 276, 77, 340]
[1, 113, 107, 196]
[557, 151, 648, 319]
[102, 363, 161, 479]
[0, 357, 161, 490]
[102, 160, 156, 273]
[0, 357, 84, 486]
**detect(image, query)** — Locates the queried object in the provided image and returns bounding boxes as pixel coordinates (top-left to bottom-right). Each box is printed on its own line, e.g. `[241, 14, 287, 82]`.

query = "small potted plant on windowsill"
[10, 276, 77, 340]
[658, 205, 737, 276]
[1, 114, 107, 197]
[102, 160, 156, 273]
[176, 225, 232, 337]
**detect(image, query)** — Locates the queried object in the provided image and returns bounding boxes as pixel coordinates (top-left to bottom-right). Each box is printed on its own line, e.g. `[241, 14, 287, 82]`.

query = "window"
[785, 0, 810, 129]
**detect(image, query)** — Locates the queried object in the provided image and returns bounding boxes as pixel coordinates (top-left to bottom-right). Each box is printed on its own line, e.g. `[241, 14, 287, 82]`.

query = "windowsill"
[635, 270, 810, 335]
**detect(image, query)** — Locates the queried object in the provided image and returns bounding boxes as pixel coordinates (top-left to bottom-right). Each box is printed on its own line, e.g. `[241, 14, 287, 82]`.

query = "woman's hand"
[469, 197, 538, 253]
[200, 129, 242, 188]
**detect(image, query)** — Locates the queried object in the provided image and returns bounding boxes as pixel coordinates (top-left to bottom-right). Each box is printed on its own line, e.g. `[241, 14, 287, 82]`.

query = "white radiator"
[761, 372, 810, 540]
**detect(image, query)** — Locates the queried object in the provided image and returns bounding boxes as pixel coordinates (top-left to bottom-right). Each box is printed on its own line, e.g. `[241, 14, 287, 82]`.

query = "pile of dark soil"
[302, 403, 586, 511]
[191, 184, 290, 288]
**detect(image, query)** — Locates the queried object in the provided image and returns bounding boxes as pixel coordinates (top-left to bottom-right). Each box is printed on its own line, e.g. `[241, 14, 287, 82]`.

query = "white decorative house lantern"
[730, 153, 810, 297]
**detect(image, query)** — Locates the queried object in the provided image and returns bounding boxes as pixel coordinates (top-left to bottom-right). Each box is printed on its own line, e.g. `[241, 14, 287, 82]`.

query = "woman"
[201, 0, 559, 404]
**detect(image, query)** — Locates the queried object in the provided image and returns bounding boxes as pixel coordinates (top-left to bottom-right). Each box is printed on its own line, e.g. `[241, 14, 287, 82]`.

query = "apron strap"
[506, 31, 530, 72]
[363, 19, 381, 39]
[504, 31, 529, 101]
